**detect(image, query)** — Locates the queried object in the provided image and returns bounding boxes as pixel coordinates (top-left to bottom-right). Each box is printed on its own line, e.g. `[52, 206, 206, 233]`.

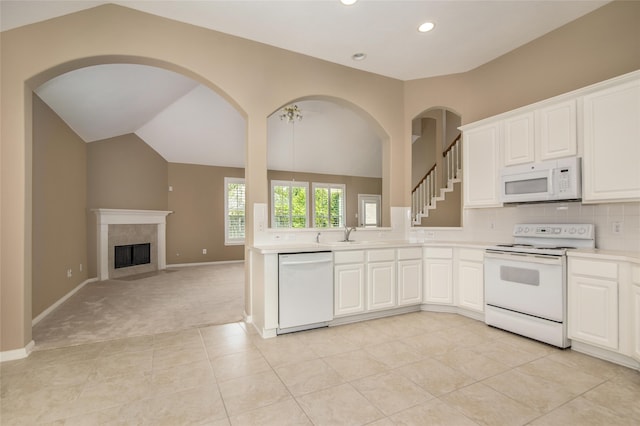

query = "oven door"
[484, 251, 565, 322]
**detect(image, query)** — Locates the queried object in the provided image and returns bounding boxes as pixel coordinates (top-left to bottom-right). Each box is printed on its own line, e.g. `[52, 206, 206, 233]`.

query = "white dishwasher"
[278, 251, 333, 334]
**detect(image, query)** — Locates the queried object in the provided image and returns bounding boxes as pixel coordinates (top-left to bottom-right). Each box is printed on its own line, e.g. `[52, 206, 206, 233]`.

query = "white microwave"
[500, 157, 581, 204]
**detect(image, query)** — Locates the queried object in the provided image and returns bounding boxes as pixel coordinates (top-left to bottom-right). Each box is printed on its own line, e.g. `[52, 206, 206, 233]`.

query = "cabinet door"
[633, 265, 640, 361]
[457, 260, 484, 312]
[334, 264, 365, 316]
[367, 261, 396, 311]
[424, 259, 453, 304]
[463, 123, 502, 208]
[568, 275, 618, 350]
[538, 100, 577, 160]
[582, 79, 640, 202]
[633, 283, 640, 361]
[503, 112, 535, 166]
[398, 259, 422, 306]
[631, 265, 640, 361]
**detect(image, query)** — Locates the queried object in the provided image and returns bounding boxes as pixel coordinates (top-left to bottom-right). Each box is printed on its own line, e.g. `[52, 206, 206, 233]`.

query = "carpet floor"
[32, 262, 245, 351]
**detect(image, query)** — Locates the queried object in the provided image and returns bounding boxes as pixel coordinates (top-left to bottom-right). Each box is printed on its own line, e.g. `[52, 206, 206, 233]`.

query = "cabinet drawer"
[424, 247, 453, 259]
[367, 249, 395, 262]
[458, 249, 484, 262]
[334, 250, 365, 264]
[570, 258, 618, 279]
[397, 247, 422, 260]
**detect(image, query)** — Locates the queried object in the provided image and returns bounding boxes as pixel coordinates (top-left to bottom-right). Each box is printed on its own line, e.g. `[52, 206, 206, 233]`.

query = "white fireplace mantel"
[93, 209, 172, 280]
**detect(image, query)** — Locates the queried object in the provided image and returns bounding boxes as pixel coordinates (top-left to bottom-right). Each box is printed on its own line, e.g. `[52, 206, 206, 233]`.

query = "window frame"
[270, 180, 310, 229]
[312, 182, 346, 229]
[224, 177, 246, 245]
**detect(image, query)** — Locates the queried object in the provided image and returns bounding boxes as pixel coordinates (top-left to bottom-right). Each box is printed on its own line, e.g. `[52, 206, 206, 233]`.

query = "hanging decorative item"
[279, 104, 303, 123]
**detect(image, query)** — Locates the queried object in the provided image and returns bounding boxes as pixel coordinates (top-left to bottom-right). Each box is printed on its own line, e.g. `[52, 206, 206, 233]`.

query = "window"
[313, 183, 345, 228]
[358, 194, 381, 227]
[225, 177, 245, 245]
[271, 180, 309, 228]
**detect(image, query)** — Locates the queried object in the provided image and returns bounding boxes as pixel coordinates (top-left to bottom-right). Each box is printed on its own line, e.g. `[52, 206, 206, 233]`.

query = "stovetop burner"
[489, 223, 595, 256]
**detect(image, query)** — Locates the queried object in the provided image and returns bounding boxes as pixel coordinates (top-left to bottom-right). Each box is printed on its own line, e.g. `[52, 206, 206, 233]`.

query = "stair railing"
[411, 163, 437, 223]
[412, 133, 462, 224]
[443, 133, 462, 182]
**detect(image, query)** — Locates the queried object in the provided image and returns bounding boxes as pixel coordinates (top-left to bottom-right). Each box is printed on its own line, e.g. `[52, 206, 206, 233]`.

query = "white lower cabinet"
[633, 265, 640, 361]
[334, 251, 366, 317]
[366, 249, 396, 311]
[568, 258, 619, 351]
[424, 248, 453, 304]
[456, 249, 484, 312]
[367, 261, 396, 311]
[398, 259, 422, 306]
[397, 247, 423, 306]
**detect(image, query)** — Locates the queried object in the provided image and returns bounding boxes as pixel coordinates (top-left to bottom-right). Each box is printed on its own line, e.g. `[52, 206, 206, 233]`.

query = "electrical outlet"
[202, 248, 207, 254]
[66, 269, 72, 278]
[612, 221, 622, 234]
[79, 263, 83, 272]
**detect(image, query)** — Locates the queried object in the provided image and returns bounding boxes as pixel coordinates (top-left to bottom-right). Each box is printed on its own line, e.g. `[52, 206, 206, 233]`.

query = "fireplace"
[114, 243, 151, 269]
[93, 209, 172, 280]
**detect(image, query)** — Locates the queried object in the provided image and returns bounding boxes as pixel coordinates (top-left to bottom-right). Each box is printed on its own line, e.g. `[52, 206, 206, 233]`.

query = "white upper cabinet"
[582, 78, 640, 203]
[538, 100, 577, 161]
[503, 112, 535, 166]
[462, 70, 640, 208]
[462, 123, 502, 208]
[503, 100, 576, 166]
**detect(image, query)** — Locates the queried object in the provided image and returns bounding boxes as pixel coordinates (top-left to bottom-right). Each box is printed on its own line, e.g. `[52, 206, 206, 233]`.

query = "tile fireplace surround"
[93, 209, 172, 280]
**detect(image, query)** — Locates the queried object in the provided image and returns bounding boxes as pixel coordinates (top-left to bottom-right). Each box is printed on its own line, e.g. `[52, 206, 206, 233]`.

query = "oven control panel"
[513, 224, 594, 239]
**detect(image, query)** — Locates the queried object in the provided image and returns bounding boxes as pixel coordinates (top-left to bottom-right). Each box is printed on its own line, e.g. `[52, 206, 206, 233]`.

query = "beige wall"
[267, 170, 382, 228]
[411, 118, 436, 188]
[32, 94, 88, 318]
[1, 1, 639, 352]
[419, 183, 462, 228]
[404, 1, 640, 127]
[86, 134, 168, 276]
[167, 163, 245, 265]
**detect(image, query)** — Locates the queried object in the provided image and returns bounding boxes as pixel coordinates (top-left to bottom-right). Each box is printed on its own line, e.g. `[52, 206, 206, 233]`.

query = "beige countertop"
[568, 249, 640, 263]
[252, 240, 495, 254]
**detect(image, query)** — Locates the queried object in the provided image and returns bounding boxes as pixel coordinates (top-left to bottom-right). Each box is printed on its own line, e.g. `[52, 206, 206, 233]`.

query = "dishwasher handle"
[279, 258, 333, 266]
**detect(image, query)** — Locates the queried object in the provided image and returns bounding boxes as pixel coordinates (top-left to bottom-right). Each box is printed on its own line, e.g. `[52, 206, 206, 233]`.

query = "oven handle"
[485, 251, 563, 266]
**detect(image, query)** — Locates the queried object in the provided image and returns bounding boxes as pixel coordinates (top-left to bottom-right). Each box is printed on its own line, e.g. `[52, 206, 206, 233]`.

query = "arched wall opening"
[267, 95, 391, 229]
[410, 106, 463, 228]
[26, 55, 250, 347]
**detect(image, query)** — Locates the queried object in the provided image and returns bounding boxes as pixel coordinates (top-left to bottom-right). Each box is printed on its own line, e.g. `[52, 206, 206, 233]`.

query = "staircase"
[411, 135, 462, 225]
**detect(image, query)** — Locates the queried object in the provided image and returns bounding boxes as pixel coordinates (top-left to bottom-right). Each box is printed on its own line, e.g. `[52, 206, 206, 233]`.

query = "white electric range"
[484, 223, 595, 348]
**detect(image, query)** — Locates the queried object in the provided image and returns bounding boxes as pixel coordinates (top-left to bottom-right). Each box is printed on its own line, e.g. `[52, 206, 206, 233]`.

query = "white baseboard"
[0, 340, 34, 363]
[571, 341, 640, 371]
[168, 260, 244, 268]
[421, 304, 485, 322]
[32, 277, 98, 326]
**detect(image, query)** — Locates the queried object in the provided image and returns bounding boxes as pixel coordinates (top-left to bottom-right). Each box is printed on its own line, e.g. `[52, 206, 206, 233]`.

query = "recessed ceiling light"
[352, 53, 367, 61]
[340, 0, 358, 5]
[418, 22, 435, 33]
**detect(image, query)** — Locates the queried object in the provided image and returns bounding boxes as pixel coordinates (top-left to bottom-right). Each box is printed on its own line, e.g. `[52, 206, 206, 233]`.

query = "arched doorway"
[411, 107, 463, 228]
[28, 57, 249, 348]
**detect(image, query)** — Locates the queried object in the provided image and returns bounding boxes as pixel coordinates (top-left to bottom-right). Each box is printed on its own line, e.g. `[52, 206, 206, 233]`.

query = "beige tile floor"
[2, 311, 639, 425]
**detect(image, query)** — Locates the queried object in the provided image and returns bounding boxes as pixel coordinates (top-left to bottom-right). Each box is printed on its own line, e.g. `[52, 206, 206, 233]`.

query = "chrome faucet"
[343, 225, 356, 242]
